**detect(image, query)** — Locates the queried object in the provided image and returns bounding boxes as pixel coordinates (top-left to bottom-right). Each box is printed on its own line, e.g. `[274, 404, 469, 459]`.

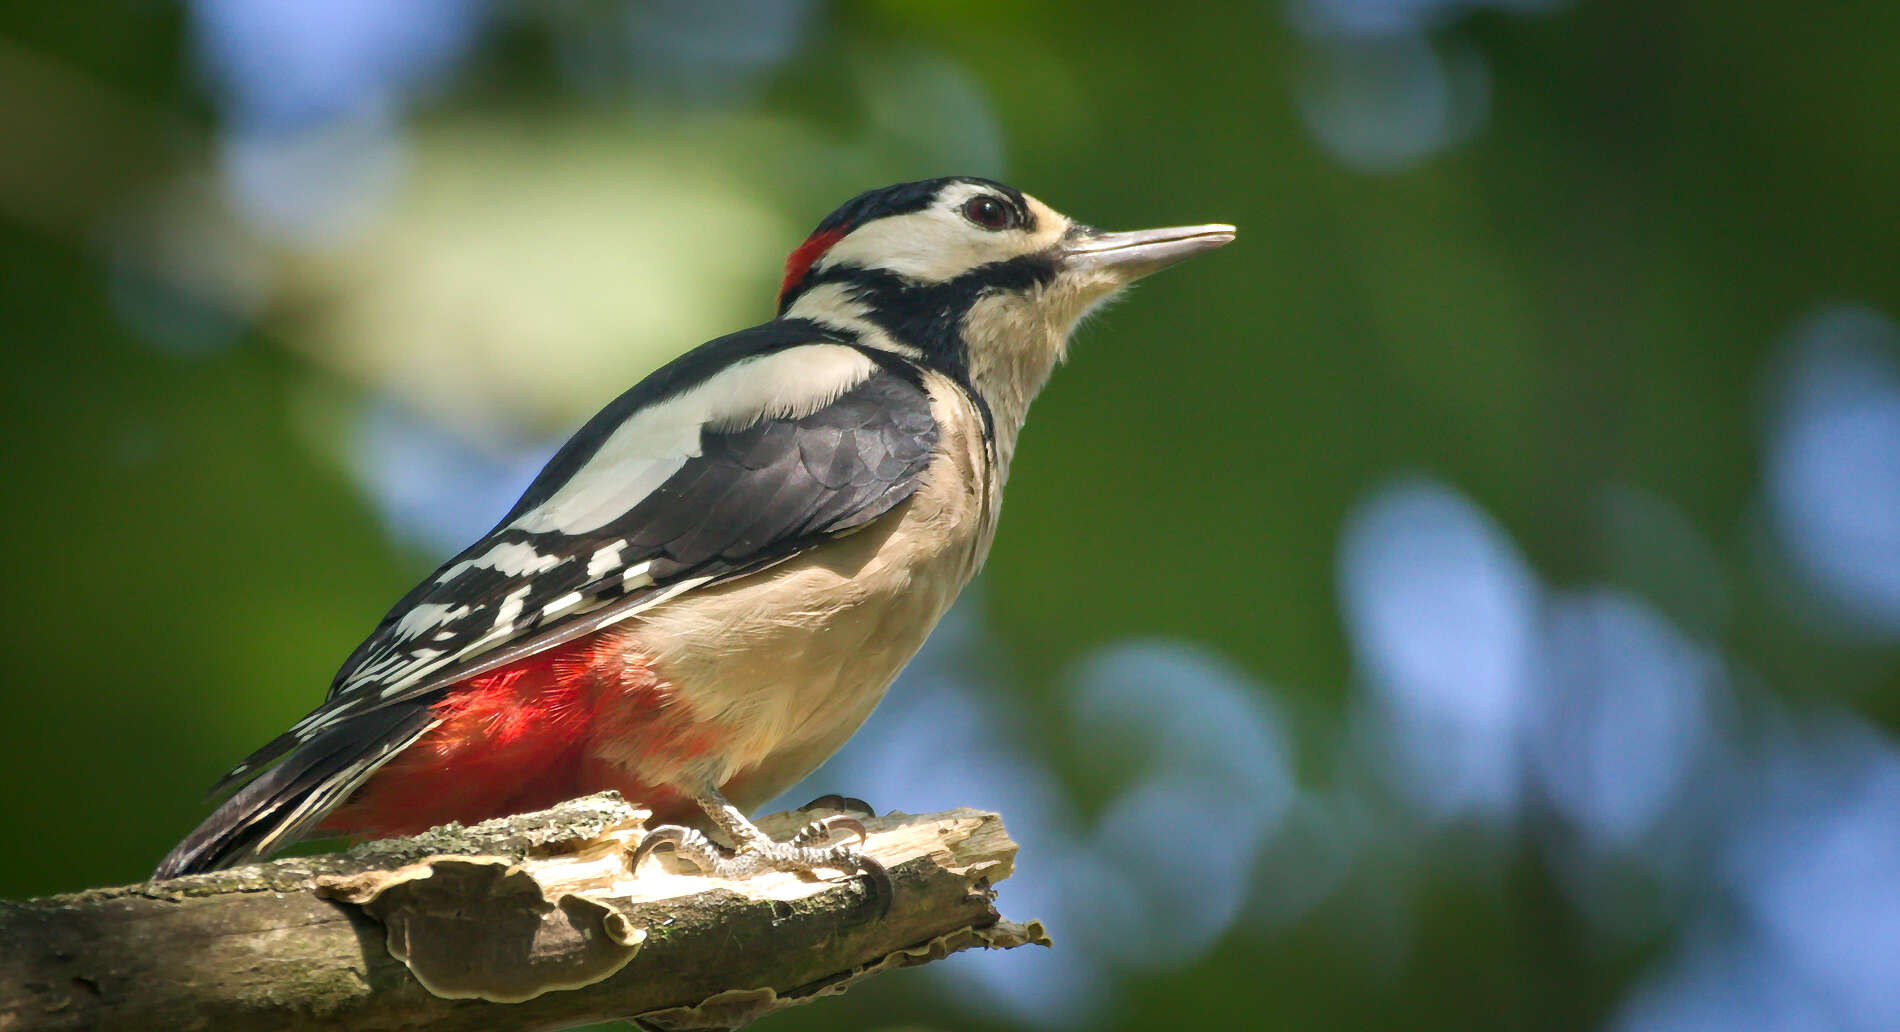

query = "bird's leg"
[702, 795, 779, 853]
[631, 788, 891, 911]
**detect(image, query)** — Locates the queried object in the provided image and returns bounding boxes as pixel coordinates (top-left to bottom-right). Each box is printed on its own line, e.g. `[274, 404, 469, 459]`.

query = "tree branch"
[0, 794, 1046, 1032]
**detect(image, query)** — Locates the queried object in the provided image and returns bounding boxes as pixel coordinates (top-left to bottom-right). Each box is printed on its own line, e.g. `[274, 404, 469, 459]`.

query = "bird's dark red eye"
[960, 195, 1016, 231]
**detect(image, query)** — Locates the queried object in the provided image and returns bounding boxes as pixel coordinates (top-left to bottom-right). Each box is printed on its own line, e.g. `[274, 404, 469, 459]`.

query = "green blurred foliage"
[2, 1, 1897, 1030]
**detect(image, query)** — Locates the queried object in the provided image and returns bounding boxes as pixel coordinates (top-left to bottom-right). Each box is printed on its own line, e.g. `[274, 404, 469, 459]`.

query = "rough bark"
[0, 794, 1045, 1032]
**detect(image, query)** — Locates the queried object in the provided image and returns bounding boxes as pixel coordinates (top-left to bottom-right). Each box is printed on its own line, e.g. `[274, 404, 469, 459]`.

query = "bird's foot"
[631, 803, 891, 914]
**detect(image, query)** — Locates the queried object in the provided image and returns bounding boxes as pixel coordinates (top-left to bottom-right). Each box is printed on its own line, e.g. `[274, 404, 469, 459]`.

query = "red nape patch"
[317, 629, 693, 837]
[777, 226, 847, 306]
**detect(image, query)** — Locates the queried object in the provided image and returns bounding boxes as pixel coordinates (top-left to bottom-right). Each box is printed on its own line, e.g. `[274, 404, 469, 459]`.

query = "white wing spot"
[376, 648, 448, 697]
[541, 591, 585, 620]
[599, 574, 712, 628]
[588, 540, 627, 580]
[624, 559, 654, 588]
[393, 602, 472, 641]
[436, 541, 566, 584]
[493, 585, 532, 633]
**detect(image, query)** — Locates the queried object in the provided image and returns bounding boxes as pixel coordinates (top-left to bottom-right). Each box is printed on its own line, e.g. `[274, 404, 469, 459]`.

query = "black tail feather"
[203, 726, 306, 801]
[156, 707, 432, 879]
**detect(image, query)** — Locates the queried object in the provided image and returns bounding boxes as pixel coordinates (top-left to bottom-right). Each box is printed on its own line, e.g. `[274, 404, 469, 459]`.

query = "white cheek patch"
[816, 182, 1065, 283]
[818, 208, 997, 282]
[508, 344, 878, 535]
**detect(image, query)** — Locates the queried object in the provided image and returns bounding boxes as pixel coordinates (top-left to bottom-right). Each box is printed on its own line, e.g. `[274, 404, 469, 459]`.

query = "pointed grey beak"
[1061, 223, 1236, 280]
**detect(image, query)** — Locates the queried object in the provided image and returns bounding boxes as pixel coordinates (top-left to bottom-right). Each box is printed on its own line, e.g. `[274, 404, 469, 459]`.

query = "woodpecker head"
[777, 177, 1233, 448]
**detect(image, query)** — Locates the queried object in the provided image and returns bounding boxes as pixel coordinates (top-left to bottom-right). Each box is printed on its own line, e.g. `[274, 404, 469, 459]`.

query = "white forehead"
[815, 181, 1067, 283]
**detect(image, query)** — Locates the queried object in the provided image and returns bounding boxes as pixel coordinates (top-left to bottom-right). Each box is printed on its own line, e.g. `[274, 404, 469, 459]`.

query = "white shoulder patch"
[509, 344, 877, 536]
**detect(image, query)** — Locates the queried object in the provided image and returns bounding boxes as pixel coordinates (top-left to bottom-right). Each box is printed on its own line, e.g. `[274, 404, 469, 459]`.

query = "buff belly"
[591, 373, 995, 812]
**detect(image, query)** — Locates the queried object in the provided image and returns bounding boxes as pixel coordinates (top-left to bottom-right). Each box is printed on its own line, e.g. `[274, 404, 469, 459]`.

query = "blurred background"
[3, 1, 1898, 1029]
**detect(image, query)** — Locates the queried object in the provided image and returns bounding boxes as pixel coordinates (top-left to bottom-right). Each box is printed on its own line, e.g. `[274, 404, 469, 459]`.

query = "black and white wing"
[158, 324, 938, 876]
[294, 326, 936, 745]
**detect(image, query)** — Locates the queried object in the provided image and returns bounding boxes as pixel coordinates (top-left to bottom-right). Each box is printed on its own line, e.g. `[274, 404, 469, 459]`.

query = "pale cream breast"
[595, 371, 999, 808]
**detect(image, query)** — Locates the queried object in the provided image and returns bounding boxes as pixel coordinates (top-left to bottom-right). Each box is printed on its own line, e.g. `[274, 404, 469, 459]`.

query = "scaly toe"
[790, 815, 867, 848]
[630, 821, 891, 916]
[629, 825, 725, 873]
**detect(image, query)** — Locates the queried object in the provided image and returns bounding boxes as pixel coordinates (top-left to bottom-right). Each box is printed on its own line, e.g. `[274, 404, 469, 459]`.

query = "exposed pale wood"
[0, 794, 1046, 1032]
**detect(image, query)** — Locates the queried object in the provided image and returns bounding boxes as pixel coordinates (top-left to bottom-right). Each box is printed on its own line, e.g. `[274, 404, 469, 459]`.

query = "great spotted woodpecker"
[157, 177, 1234, 883]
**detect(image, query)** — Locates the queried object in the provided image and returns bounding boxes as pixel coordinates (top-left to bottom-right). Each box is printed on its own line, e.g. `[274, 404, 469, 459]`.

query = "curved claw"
[854, 853, 894, 919]
[794, 815, 868, 847]
[799, 793, 877, 818]
[824, 817, 867, 845]
[630, 826, 696, 872]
